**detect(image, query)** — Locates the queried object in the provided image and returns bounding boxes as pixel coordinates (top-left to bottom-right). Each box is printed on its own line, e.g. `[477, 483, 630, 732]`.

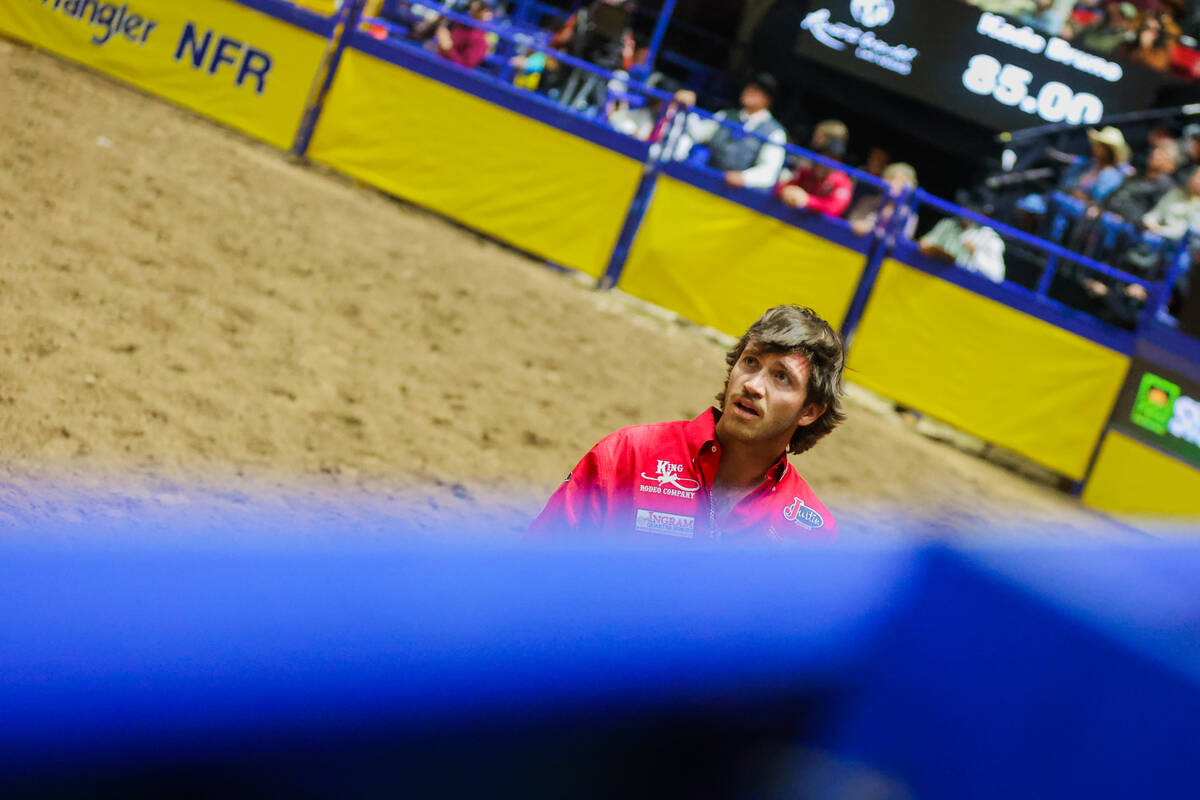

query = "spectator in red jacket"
[433, 0, 495, 69]
[775, 121, 854, 217]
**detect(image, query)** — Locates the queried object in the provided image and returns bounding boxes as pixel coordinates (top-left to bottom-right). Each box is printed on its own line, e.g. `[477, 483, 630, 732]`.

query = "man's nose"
[743, 372, 765, 396]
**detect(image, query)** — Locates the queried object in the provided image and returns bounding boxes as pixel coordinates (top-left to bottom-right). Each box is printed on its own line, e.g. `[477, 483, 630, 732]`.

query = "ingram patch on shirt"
[635, 508, 696, 538]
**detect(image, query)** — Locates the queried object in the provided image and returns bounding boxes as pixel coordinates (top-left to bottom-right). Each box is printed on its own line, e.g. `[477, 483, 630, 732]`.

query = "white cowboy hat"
[1087, 126, 1132, 164]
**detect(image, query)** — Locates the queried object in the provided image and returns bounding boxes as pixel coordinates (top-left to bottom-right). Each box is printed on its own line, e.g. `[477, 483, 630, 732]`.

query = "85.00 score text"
[962, 54, 1104, 125]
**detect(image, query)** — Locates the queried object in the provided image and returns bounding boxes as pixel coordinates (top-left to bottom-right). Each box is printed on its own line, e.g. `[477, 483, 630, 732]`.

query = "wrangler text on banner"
[0, 0, 331, 149]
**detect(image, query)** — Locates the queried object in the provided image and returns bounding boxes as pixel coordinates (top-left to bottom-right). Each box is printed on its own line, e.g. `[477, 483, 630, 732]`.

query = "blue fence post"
[839, 187, 914, 346]
[641, 0, 678, 78]
[1034, 204, 1072, 298]
[597, 167, 659, 290]
[596, 103, 680, 290]
[1143, 232, 1193, 328]
[291, 0, 367, 158]
[1035, 254, 1060, 297]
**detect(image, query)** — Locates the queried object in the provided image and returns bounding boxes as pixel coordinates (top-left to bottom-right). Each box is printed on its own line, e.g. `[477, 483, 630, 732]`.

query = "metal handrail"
[915, 189, 1155, 289]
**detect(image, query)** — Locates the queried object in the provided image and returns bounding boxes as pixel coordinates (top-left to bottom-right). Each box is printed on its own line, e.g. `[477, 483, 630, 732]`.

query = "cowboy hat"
[1087, 126, 1131, 164]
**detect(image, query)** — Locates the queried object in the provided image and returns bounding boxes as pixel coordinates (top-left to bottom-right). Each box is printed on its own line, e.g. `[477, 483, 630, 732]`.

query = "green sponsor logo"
[1130, 372, 1180, 435]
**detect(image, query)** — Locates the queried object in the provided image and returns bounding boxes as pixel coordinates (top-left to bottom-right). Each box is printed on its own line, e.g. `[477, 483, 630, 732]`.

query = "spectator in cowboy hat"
[671, 74, 788, 190]
[1064, 126, 1133, 202]
[1016, 125, 1132, 222]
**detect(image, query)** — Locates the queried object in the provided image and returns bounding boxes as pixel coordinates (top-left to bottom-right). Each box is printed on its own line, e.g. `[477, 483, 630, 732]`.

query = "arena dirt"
[0, 39, 1139, 540]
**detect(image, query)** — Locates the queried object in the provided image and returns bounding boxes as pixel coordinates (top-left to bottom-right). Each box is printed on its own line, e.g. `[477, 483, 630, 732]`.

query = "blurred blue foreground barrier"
[2, 533, 1199, 798]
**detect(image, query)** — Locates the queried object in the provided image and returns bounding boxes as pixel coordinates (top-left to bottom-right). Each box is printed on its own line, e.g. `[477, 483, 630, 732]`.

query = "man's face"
[741, 86, 769, 114]
[717, 345, 825, 452]
[1188, 167, 1200, 196]
[1149, 143, 1176, 174]
[885, 173, 911, 196]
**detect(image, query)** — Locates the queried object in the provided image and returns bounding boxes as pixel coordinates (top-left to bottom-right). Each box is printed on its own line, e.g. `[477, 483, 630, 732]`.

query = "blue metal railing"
[915, 189, 1157, 293]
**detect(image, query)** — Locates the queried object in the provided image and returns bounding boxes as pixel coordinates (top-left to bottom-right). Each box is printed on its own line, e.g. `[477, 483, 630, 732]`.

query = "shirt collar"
[687, 408, 790, 485]
[743, 108, 772, 125]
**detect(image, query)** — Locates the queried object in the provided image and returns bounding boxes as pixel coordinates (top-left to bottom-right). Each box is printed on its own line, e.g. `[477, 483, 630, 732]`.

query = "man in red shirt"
[529, 306, 845, 541]
[433, 0, 495, 69]
[775, 120, 854, 218]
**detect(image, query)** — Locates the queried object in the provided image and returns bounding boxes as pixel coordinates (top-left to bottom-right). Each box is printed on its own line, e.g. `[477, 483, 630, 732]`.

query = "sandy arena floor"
[0, 39, 1139, 540]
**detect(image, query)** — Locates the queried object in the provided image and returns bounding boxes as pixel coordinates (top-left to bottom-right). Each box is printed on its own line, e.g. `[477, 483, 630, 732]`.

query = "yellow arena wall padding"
[306, 49, 645, 279]
[0, 0, 332, 150]
[617, 177, 867, 336]
[849, 259, 1130, 480]
[1082, 430, 1200, 519]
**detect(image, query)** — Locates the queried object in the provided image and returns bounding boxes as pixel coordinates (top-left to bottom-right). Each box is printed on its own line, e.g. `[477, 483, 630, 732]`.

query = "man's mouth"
[732, 397, 761, 418]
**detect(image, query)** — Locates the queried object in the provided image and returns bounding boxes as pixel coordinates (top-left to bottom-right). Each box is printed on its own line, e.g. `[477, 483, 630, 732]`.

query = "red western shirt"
[774, 166, 854, 217]
[528, 409, 836, 541]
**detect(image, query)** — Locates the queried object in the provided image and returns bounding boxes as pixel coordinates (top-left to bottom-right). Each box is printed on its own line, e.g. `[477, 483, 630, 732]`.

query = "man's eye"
[775, 372, 790, 385]
[743, 356, 758, 367]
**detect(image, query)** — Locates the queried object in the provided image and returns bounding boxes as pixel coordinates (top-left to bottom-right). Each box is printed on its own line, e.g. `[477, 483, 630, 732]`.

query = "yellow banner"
[0, 0, 331, 149]
[619, 177, 867, 336]
[849, 259, 1129, 479]
[1083, 431, 1200, 519]
[307, 49, 643, 278]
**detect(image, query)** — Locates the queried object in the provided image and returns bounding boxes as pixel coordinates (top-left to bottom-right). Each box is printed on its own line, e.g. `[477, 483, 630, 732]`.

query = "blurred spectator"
[643, 86, 697, 163]
[1144, 165, 1200, 239]
[509, 49, 548, 90]
[862, 146, 890, 180]
[551, 0, 633, 65]
[848, 162, 920, 237]
[1015, 0, 1079, 34]
[846, 145, 890, 212]
[608, 73, 677, 140]
[1062, 1, 1139, 55]
[1016, 126, 1131, 222]
[809, 119, 849, 157]
[432, 0, 496, 69]
[781, 120, 849, 181]
[1100, 138, 1180, 222]
[1064, 138, 1179, 252]
[1136, 123, 1175, 171]
[774, 121, 854, 216]
[1069, 126, 1134, 200]
[919, 213, 1007, 283]
[1067, 263, 1158, 330]
[1117, 9, 1177, 71]
[550, 0, 638, 110]
[1175, 124, 1200, 183]
[672, 74, 787, 189]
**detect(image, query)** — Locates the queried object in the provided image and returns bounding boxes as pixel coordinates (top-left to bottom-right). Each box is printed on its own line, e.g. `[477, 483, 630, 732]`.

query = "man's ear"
[796, 401, 827, 428]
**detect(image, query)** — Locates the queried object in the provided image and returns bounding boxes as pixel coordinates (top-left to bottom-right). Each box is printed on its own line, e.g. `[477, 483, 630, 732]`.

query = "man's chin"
[716, 414, 761, 439]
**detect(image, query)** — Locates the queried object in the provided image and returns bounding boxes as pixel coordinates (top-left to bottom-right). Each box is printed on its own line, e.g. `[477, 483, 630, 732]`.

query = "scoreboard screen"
[784, 0, 1177, 132]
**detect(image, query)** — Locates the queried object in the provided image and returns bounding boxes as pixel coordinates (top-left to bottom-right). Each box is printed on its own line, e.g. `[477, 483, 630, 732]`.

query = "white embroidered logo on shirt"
[640, 460, 701, 493]
[783, 497, 825, 530]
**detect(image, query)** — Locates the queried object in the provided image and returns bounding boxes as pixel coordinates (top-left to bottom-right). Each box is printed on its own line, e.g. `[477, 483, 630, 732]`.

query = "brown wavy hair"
[715, 305, 846, 455]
